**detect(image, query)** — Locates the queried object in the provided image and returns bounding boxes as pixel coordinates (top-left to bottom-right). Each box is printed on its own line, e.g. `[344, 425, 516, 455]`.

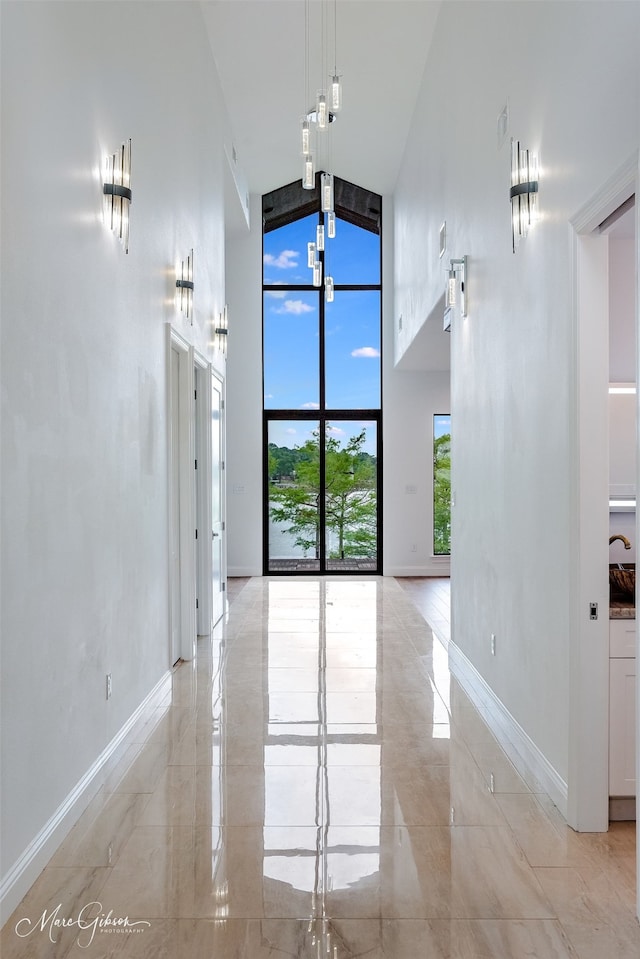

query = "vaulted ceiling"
[201, 0, 441, 197]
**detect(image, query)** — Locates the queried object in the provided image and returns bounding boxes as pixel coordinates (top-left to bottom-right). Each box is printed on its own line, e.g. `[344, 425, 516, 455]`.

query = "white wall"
[0, 0, 229, 914]
[610, 234, 637, 383]
[394, 1, 639, 786]
[383, 197, 451, 575]
[608, 232, 637, 553]
[226, 195, 263, 576]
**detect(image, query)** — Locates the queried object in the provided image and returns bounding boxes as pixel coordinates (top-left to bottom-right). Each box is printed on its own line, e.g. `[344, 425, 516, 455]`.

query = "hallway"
[2, 577, 638, 958]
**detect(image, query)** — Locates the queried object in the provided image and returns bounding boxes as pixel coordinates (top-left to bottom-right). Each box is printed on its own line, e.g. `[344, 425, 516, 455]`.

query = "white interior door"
[211, 372, 225, 625]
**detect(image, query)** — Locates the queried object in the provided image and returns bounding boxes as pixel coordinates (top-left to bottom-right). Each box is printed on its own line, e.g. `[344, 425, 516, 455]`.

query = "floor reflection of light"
[263, 853, 318, 892]
[431, 634, 451, 734]
[264, 744, 319, 765]
[261, 579, 382, 921]
[265, 766, 321, 826]
[327, 853, 380, 890]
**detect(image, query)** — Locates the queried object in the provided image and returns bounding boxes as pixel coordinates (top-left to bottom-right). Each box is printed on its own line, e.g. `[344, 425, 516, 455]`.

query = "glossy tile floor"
[2, 576, 639, 958]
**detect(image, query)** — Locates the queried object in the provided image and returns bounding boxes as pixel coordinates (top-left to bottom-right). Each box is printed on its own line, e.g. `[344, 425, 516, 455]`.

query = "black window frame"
[262, 175, 383, 576]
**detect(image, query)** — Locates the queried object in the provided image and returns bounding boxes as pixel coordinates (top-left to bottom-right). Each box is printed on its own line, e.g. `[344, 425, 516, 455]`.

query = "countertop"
[610, 600, 636, 619]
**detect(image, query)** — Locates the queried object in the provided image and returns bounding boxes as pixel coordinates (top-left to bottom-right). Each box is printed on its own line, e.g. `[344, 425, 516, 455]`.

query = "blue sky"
[264, 214, 381, 415]
[434, 414, 451, 439]
[268, 419, 378, 458]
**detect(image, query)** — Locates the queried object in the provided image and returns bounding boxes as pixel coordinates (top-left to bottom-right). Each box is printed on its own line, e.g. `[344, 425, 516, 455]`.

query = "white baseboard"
[0, 670, 172, 925]
[385, 563, 451, 577]
[445, 638, 568, 818]
[227, 566, 261, 577]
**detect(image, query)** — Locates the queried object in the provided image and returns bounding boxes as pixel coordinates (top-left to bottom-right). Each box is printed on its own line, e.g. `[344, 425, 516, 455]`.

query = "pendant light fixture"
[321, 172, 334, 213]
[301, 0, 315, 190]
[301, 118, 311, 157]
[316, 92, 328, 130]
[303, 155, 315, 190]
[330, 0, 341, 112]
[325, 274, 334, 302]
[330, 75, 342, 113]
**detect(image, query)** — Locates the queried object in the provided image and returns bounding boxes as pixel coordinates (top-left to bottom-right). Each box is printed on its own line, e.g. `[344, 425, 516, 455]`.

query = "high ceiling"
[201, 0, 441, 197]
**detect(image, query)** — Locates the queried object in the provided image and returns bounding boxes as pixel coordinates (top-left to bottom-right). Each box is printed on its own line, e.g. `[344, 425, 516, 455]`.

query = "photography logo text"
[15, 902, 151, 948]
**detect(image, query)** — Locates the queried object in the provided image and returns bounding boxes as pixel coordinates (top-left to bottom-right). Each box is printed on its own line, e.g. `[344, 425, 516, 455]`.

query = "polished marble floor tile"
[114, 917, 580, 959]
[2, 575, 638, 959]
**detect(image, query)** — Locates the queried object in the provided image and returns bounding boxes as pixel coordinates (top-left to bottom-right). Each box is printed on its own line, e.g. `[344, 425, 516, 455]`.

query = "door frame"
[211, 368, 226, 625]
[194, 349, 213, 636]
[167, 325, 196, 663]
[569, 152, 638, 911]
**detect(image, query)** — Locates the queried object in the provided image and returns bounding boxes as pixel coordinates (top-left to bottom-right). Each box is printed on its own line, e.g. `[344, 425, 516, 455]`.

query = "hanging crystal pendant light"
[330, 0, 341, 112]
[325, 275, 334, 302]
[327, 211, 336, 239]
[316, 92, 328, 130]
[321, 172, 334, 213]
[303, 154, 315, 190]
[307, 241, 316, 268]
[312, 260, 322, 287]
[301, 118, 311, 156]
[316, 223, 325, 251]
[330, 75, 341, 112]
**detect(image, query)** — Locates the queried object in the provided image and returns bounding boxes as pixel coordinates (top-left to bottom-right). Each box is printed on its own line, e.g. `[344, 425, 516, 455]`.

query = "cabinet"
[609, 619, 636, 798]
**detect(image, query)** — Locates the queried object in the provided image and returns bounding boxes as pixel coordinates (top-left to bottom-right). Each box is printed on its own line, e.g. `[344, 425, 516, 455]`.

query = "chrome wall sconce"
[214, 305, 228, 353]
[443, 255, 467, 331]
[103, 139, 132, 253]
[176, 250, 194, 321]
[510, 138, 538, 252]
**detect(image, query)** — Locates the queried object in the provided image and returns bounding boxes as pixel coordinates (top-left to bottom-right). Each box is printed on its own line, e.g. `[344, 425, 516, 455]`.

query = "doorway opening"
[569, 152, 638, 897]
[168, 330, 225, 661]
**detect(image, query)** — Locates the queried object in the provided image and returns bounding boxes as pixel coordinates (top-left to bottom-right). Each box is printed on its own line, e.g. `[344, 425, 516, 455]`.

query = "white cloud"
[286, 428, 297, 435]
[275, 299, 314, 315]
[263, 249, 299, 269]
[327, 425, 345, 435]
[301, 401, 320, 409]
[265, 289, 287, 299]
[351, 346, 380, 358]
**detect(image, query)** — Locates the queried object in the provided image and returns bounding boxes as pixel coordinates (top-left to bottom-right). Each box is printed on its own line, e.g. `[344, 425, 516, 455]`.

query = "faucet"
[609, 534, 632, 549]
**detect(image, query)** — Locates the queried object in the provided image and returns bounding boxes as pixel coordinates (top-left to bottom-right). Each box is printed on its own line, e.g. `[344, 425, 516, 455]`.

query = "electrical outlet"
[490, 634, 496, 656]
[410, 543, 417, 552]
[106, 673, 112, 700]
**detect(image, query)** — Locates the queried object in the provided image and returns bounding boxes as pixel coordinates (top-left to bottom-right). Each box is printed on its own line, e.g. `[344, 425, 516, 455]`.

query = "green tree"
[269, 428, 377, 558]
[433, 432, 451, 555]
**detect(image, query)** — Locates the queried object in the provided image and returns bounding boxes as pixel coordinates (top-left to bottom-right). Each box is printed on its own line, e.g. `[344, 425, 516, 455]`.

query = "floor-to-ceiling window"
[262, 176, 382, 574]
[433, 414, 451, 556]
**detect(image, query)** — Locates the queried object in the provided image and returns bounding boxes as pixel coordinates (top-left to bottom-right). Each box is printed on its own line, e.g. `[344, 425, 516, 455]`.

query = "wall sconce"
[176, 250, 194, 321]
[103, 139, 131, 253]
[510, 138, 538, 252]
[214, 305, 228, 353]
[443, 255, 467, 331]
